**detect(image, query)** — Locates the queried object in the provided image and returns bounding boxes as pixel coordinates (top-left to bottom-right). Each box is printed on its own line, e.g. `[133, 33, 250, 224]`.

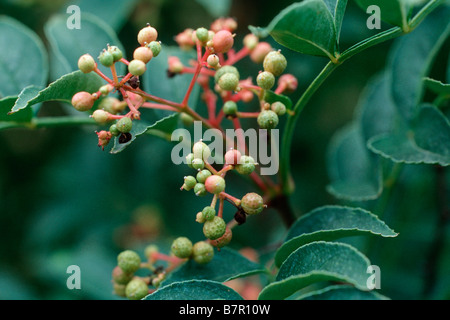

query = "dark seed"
[119, 132, 132, 144]
[234, 209, 247, 225]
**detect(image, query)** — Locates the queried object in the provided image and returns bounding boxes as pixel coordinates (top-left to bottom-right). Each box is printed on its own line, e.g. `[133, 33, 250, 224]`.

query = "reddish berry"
[250, 42, 272, 64]
[278, 74, 298, 93]
[112, 266, 133, 285]
[168, 56, 184, 74]
[205, 175, 226, 194]
[133, 46, 153, 64]
[175, 28, 195, 50]
[224, 149, 241, 165]
[138, 25, 158, 46]
[212, 30, 234, 53]
[72, 92, 95, 111]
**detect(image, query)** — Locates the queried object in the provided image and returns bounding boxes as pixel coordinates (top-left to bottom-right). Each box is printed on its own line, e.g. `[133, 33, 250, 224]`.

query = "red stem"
[224, 47, 251, 66]
[141, 102, 178, 112]
[182, 46, 211, 106]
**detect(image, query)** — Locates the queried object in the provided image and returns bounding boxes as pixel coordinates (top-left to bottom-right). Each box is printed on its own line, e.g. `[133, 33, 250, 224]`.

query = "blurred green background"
[0, 0, 448, 300]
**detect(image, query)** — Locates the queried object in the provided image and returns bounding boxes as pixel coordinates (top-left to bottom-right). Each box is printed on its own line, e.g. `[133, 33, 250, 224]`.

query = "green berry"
[147, 41, 161, 57]
[184, 176, 197, 190]
[257, 110, 279, 129]
[215, 65, 239, 83]
[195, 27, 209, 43]
[71, 91, 94, 111]
[99, 97, 120, 114]
[194, 183, 207, 197]
[202, 206, 216, 221]
[138, 25, 158, 46]
[263, 51, 287, 76]
[128, 59, 147, 76]
[109, 124, 120, 137]
[192, 241, 214, 264]
[171, 237, 193, 259]
[117, 250, 141, 274]
[204, 175, 226, 194]
[108, 46, 123, 62]
[98, 50, 114, 67]
[207, 54, 220, 68]
[235, 155, 256, 175]
[78, 54, 96, 73]
[243, 34, 259, 50]
[203, 216, 226, 240]
[112, 266, 133, 285]
[116, 117, 133, 133]
[181, 113, 194, 126]
[257, 71, 275, 90]
[92, 109, 110, 124]
[113, 283, 127, 297]
[144, 245, 158, 259]
[196, 170, 212, 184]
[271, 101, 287, 116]
[125, 278, 149, 300]
[192, 141, 211, 161]
[191, 158, 205, 171]
[210, 227, 232, 248]
[223, 101, 238, 117]
[186, 153, 195, 168]
[196, 211, 206, 223]
[219, 73, 239, 91]
[241, 192, 264, 215]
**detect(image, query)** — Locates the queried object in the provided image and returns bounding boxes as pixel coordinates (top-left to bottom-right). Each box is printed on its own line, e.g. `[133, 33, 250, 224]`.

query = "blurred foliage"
[0, 0, 448, 300]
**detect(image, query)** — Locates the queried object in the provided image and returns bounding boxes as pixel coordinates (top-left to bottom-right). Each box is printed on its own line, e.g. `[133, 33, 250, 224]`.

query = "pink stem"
[224, 47, 251, 66]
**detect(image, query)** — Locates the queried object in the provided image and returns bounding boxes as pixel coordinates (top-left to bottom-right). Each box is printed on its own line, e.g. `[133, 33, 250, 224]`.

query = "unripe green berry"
[194, 183, 207, 197]
[271, 101, 287, 116]
[133, 46, 153, 64]
[108, 45, 123, 62]
[171, 237, 193, 259]
[191, 158, 205, 171]
[125, 278, 149, 300]
[195, 27, 209, 43]
[202, 206, 216, 221]
[223, 101, 238, 117]
[263, 51, 287, 76]
[128, 59, 147, 76]
[181, 113, 194, 126]
[92, 109, 110, 124]
[112, 266, 133, 285]
[235, 155, 256, 175]
[204, 175, 226, 194]
[116, 117, 133, 133]
[243, 34, 259, 50]
[210, 227, 232, 248]
[203, 216, 226, 240]
[113, 283, 127, 297]
[138, 25, 158, 46]
[257, 110, 279, 129]
[186, 153, 195, 168]
[196, 170, 212, 184]
[241, 192, 265, 215]
[78, 54, 96, 73]
[257, 71, 275, 90]
[196, 211, 206, 223]
[109, 124, 120, 137]
[183, 175, 197, 191]
[71, 91, 95, 111]
[192, 141, 211, 161]
[207, 54, 220, 68]
[144, 245, 159, 259]
[99, 97, 120, 114]
[192, 241, 214, 264]
[98, 50, 114, 67]
[117, 250, 141, 274]
[219, 73, 239, 91]
[215, 66, 239, 83]
[147, 41, 161, 57]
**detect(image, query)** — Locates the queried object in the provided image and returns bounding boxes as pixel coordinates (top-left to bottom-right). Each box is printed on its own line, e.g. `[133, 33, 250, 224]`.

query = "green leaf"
[0, 96, 32, 124]
[327, 124, 383, 201]
[368, 104, 450, 166]
[110, 113, 179, 154]
[322, 0, 348, 43]
[144, 280, 243, 300]
[10, 71, 103, 114]
[259, 242, 371, 300]
[389, 6, 450, 121]
[296, 285, 389, 300]
[250, 0, 337, 59]
[65, 0, 139, 31]
[354, 0, 426, 28]
[143, 45, 201, 117]
[44, 13, 125, 81]
[424, 77, 450, 95]
[195, 0, 233, 17]
[263, 90, 293, 110]
[274, 206, 397, 267]
[0, 15, 48, 98]
[162, 247, 267, 286]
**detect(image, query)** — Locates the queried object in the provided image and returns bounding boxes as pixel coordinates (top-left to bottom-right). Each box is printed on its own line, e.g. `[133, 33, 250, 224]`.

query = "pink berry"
[204, 175, 226, 194]
[224, 149, 242, 165]
[212, 30, 234, 53]
[250, 42, 272, 64]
